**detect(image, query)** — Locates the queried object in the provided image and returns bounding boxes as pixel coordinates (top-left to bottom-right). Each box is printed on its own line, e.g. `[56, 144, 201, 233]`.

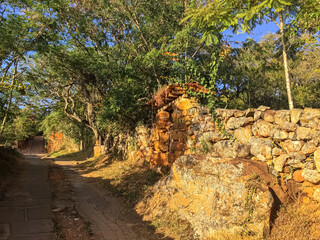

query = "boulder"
[249, 137, 273, 161]
[136, 155, 281, 239]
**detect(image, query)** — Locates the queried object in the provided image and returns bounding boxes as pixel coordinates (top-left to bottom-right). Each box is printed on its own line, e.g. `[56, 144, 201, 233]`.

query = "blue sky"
[223, 21, 279, 47]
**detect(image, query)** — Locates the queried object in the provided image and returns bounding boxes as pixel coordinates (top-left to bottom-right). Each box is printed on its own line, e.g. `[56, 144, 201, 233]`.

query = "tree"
[185, 0, 320, 110]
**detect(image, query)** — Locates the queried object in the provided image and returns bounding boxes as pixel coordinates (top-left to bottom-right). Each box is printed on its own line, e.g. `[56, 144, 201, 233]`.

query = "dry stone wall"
[127, 95, 320, 239]
[130, 96, 320, 200]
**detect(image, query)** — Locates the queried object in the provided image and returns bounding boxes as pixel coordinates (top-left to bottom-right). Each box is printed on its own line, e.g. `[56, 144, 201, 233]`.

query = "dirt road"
[51, 157, 158, 240]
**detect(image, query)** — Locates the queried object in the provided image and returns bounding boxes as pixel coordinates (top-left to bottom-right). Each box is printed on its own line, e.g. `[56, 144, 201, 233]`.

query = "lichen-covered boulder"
[136, 155, 281, 240]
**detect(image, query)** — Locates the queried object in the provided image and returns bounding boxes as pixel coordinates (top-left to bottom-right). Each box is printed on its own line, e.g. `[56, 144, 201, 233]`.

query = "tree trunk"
[280, 12, 294, 110]
[0, 60, 18, 137]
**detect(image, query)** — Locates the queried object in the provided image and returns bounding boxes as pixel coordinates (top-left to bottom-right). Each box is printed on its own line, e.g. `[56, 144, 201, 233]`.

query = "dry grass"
[80, 155, 162, 206]
[268, 201, 320, 240]
[206, 231, 259, 240]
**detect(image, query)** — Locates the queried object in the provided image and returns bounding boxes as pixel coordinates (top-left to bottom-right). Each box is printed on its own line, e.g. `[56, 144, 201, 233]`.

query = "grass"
[267, 201, 320, 240]
[79, 155, 163, 206]
[152, 212, 194, 240]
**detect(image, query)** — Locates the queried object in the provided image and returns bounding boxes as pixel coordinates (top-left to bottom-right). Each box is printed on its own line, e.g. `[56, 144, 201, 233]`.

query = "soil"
[48, 162, 94, 240]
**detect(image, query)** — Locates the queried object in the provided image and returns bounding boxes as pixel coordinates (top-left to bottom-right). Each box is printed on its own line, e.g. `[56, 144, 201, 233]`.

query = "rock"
[234, 125, 252, 144]
[314, 147, 320, 172]
[301, 141, 317, 155]
[273, 154, 289, 172]
[272, 147, 285, 156]
[296, 127, 312, 140]
[293, 170, 305, 182]
[245, 108, 255, 117]
[156, 111, 170, 119]
[215, 109, 235, 119]
[177, 99, 199, 115]
[302, 169, 320, 184]
[249, 137, 273, 161]
[313, 189, 320, 201]
[263, 110, 276, 123]
[213, 140, 250, 158]
[287, 152, 306, 168]
[281, 121, 297, 132]
[199, 121, 215, 132]
[252, 120, 275, 138]
[288, 131, 297, 140]
[290, 109, 303, 124]
[280, 140, 304, 153]
[198, 131, 221, 143]
[234, 110, 245, 117]
[300, 109, 320, 127]
[257, 105, 270, 112]
[274, 110, 290, 126]
[272, 128, 289, 141]
[254, 111, 262, 121]
[226, 117, 253, 130]
[136, 155, 279, 239]
[188, 124, 200, 135]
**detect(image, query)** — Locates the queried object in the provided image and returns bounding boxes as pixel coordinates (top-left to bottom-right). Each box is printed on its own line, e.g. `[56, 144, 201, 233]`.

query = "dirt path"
[0, 154, 55, 240]
[51, 158, 154, 240]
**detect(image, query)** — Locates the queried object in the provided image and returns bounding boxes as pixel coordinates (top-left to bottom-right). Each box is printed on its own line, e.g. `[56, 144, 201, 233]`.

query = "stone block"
[296, 126, 312, 140]
[280, 140, 304, 153]
[273, 154, 289, 172]
[263, 110, 276, 123]
[226, 117, 253, 130]
[302, 169, 320, 184]
[290, 109, 303, 124]
[272, 128, 288, 141]
[301, 141, 317, 155]
[234, 125, 252, 144]
[274, 110, 290, 126]
[252, 120, 275, 138]
[314, 147, 320, 172]
[249, 137, 273, 161]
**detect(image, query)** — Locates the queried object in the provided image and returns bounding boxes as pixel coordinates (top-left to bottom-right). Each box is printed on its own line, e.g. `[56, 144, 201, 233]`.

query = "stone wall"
[130, 96, 320, 239]
[130, 95, 320, 201]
